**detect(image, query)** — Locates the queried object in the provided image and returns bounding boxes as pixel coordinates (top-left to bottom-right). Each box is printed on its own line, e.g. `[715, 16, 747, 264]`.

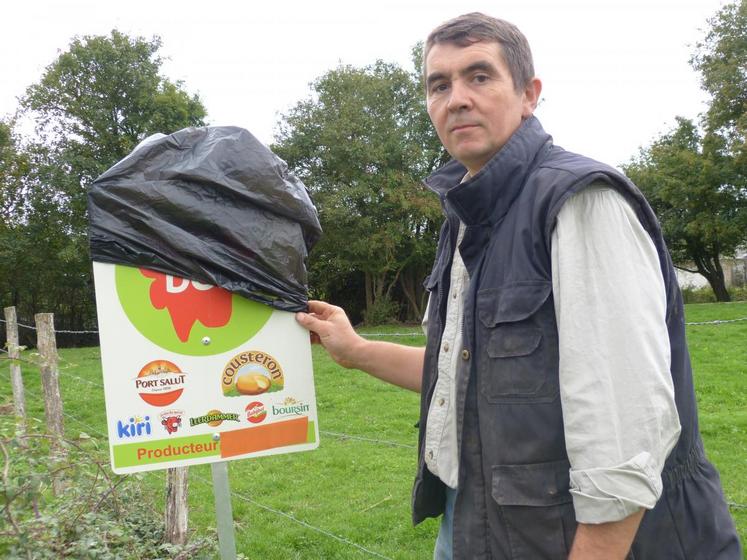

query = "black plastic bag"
[88, 126, 321, 311]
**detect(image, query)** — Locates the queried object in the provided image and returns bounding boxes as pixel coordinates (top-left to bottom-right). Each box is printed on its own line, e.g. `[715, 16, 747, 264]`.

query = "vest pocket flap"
[491, 460, 572, 507]
[477, 281, 552, 326]
[487, 325, 542, 358]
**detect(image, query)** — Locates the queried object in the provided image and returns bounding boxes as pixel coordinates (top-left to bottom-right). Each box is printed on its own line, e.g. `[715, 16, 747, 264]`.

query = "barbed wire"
[320, 430, 416, 449]
[685, 317, 747, 326]
[2, 378, 394, 558]
[192, 472, 394, 560]
[11, 383, 108, 440]
[59, 370, 105, 389]
[3, 317, 747, 337]
[359, 332, 423, 337]
[2, 377, 745, 539]
[0, 318, 99, 334]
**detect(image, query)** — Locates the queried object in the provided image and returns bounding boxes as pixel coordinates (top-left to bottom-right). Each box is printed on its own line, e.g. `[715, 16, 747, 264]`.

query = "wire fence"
[1, 306, 746, 553]
[0, 377, 396, 559]
[3, 315, 746, 340]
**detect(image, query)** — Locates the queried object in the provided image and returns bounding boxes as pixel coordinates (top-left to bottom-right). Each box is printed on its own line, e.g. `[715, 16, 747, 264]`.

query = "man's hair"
[423, 12, 534, 92]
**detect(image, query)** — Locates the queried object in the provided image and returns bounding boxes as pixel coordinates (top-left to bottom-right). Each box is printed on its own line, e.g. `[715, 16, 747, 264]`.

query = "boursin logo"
[272, 397, 310, 418]
[116, 415, 152, 439]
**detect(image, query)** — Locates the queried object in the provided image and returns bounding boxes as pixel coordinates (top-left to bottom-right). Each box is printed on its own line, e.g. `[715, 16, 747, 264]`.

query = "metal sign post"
[211, 456, 237, 560]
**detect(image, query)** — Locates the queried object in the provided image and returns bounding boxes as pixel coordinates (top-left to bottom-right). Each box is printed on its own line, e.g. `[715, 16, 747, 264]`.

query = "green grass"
[1, 302, 745, 558]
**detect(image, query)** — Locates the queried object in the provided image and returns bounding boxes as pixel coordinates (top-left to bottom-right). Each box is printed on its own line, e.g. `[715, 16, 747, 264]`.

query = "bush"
[361, 296, 401, 326]
[680, 285, 747, 304]
[681, 286, 718, 304]
[730, 286, 747, 301]
[0, 416, 214, 559]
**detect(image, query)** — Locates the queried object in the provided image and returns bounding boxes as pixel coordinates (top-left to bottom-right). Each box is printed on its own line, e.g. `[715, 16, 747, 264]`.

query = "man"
[295, 13, 741, 560]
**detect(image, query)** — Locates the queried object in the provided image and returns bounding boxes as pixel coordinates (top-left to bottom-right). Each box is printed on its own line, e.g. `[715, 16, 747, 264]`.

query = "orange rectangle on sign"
[219, 417, 309, 458]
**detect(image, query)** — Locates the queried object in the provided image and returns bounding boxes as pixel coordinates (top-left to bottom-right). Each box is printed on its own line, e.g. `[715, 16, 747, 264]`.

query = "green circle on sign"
[115, 265, 273, 356]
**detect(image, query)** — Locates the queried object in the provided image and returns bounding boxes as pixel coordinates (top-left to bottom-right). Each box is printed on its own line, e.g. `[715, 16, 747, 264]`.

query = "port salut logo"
[115, 265, 272, 356]
[135, 360, 186, 406]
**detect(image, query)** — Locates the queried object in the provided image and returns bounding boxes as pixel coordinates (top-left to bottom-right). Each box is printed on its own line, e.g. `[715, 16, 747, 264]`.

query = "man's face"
[425, 41, 540, 175]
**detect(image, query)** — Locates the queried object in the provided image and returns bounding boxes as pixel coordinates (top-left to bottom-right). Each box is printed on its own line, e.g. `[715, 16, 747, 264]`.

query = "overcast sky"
[1, 0, 727, 169]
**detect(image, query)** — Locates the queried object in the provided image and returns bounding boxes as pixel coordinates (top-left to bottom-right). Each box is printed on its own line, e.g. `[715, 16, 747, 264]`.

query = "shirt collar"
[424, 116, 553, 226]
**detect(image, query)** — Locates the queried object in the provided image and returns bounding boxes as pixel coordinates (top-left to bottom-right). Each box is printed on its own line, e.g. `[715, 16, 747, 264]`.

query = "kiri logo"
[116, 415, 152, 439]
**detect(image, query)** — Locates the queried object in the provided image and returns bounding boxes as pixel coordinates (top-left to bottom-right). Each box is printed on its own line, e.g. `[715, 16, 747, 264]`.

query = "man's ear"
[522, 77, 542, 118]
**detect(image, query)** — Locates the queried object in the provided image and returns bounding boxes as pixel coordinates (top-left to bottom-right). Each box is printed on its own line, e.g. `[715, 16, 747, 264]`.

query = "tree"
[274, 56, 446, 322]
[22, 29, 207, 234]
[624, 118, 745, 301]
[624, 1, 747, 302]
[2, 30, 207, 337]
[692, 0, 747, 156]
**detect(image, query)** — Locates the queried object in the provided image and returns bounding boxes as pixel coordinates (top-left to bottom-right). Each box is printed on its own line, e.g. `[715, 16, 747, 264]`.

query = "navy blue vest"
[413, 117, 741, 559]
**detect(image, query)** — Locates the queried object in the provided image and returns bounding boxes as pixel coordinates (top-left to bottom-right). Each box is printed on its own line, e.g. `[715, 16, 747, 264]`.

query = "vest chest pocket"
[476, 281, 559, 403]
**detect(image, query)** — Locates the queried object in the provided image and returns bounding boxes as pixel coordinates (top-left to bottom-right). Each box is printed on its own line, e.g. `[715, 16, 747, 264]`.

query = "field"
[1, 302, 745, 558]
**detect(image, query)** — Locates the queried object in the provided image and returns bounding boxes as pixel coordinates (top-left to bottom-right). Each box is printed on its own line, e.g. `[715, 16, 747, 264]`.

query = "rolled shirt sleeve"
[551, 184, 681, 524]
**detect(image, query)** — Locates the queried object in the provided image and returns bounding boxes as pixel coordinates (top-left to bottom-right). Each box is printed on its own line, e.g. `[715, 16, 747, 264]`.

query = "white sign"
[92, 262, 319, 474]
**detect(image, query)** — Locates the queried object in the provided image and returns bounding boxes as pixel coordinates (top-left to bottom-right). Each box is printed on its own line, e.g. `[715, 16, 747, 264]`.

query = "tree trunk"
[4, 307, 26, 438]
[364, 272, 373, 313]
[35, 313, 67, 496]
[165, 467, 189, 545]
[694, 253, 731, 302]
[400, 269, 423, 321]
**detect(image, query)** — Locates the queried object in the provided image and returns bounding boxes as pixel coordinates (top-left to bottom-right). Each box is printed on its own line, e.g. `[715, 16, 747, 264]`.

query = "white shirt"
[423, 184, 681, 523]
[423, 222, 467, 489]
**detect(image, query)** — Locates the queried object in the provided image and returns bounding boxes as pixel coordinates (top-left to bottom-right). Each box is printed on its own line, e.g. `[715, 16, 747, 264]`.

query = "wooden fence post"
[34, 313, 66, 495]
[4, 307, 26, 435]
[165, 466, 189, 545]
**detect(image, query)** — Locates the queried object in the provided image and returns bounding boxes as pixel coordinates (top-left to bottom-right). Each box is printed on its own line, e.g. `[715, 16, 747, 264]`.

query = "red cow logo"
[161, 415, 182, 434]
[140, 269, 233, 342]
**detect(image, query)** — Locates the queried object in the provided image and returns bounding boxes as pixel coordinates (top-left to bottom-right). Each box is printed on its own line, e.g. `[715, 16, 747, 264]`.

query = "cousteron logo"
[135, 360, 186, 406]
[115, 265, 272, 356]
[221, 350, 284, 397]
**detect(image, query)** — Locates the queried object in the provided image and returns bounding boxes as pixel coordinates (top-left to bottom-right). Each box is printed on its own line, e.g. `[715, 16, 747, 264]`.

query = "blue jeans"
[433, 486, 457, 560]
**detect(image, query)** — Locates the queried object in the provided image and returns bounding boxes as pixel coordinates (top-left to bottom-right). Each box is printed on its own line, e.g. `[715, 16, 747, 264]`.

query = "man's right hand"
[295, 300, 365, 369]
[295, 299, 426, 393]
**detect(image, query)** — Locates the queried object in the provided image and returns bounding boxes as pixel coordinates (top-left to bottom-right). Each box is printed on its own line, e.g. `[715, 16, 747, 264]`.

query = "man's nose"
[447, 80, 472, 112]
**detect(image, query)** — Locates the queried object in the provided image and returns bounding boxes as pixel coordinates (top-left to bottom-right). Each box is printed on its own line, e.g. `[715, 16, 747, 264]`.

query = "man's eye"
[474, 74, 489, 83]
[431, 83, 448, 94]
